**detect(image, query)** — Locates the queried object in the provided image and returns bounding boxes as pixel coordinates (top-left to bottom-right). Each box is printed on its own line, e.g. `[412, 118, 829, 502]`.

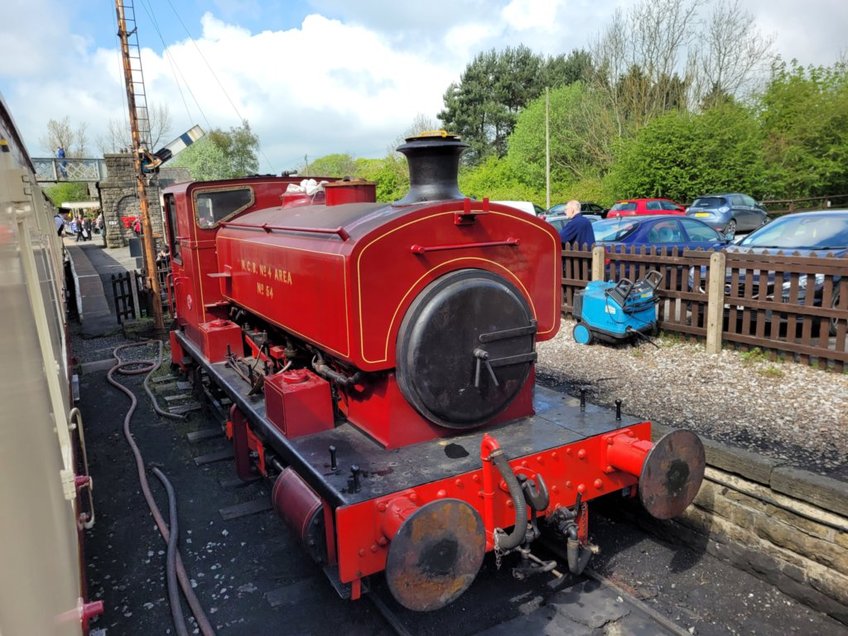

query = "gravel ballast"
[537, 318, 848, 479]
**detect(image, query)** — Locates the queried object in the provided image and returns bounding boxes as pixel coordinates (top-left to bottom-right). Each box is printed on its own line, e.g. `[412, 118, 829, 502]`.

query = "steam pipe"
[566, 525, 592, 575]
[491, 451, 527, 551]
[312, 354, 362, 387]
[480, 434, 526, 552]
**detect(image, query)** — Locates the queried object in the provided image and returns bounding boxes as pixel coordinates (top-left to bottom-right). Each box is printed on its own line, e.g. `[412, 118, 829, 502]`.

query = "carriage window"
[163, 193, 181, 262]
[194, 188, 254, 229]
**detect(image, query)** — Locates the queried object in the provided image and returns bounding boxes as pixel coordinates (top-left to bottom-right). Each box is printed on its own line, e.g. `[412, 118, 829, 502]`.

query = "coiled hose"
[107, 341, 215, 636]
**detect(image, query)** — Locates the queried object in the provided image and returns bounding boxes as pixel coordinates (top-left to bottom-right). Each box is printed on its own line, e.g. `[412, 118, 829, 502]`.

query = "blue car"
[593, 215, 729, 250]
[594, 215, 729, 287]
[685, 193, 769, 234]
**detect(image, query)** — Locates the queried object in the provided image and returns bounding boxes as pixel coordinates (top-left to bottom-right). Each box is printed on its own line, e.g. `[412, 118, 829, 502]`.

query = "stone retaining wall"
[641, 425, 848, 625]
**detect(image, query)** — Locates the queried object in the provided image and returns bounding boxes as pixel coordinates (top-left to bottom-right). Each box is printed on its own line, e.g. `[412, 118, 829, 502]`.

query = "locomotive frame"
[163, 132, 705, 611]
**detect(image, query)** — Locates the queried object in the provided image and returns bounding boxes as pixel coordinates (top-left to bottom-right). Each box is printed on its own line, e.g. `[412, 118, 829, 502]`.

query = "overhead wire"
[162, 0, 278, 174]
[136, 0, 212, 132]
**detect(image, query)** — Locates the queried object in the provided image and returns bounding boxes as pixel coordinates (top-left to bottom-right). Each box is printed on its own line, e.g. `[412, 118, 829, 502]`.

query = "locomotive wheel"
[396, 269, 535, 428]
[385, 499, 485, 612]
[639, 430, 706, 520]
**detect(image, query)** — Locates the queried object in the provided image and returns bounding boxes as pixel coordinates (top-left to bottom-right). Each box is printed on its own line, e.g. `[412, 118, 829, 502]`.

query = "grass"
[757, 365, 784, 378]
[739, 347, 769, 366]
[658, 332, 686, 347]
[738, 347, 785, 377]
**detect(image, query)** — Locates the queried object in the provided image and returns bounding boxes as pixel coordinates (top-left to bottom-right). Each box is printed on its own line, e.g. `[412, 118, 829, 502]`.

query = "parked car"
[545, 213, 602, 235]
[593, 215, 728, 250]
[685, 193, 768, 234]
[493, 200, 546, 216]
[607, 198, 686, 218]
[594, 215, 729, 285]
[724, 210, 848, 335]
[547, 201, 608, 217]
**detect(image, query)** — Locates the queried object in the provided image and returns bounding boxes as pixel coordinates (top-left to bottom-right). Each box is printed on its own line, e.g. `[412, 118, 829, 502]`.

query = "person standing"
[558, 200, 595, 248]
[75, 213, 85, 242]
[56, 146, 68, 179]
[53, 210, 66, 237]
[83, 216, 93, 241]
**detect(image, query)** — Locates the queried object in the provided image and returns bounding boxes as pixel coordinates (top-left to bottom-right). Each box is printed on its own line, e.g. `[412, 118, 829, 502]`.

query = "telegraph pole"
[545, 87, 551, 210]
[115, 0, 164, 331]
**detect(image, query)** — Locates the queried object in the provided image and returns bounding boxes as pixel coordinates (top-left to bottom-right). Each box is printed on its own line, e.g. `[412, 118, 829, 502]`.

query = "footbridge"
[32, 157, 108, 183]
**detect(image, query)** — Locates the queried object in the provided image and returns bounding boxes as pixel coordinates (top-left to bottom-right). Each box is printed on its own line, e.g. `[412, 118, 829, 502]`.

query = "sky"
[0, 0, 846, 174]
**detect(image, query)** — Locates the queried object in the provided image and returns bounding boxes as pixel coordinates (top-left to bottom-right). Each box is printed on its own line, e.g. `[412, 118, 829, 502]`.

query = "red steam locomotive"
[163, 132, 705, 611]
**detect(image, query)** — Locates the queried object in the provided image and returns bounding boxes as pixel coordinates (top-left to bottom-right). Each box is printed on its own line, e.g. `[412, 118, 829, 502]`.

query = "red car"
[607, 198, 685, 217]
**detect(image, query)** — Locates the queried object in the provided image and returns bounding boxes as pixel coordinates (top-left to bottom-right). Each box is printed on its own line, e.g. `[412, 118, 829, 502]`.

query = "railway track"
[365, 548, 689, 636]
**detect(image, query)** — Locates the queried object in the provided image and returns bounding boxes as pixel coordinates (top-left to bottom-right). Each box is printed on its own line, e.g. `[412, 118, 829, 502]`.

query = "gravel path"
[537, 318, 848, 479]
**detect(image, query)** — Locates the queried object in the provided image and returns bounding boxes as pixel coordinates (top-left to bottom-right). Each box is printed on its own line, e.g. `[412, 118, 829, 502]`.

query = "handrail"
[220, 220, 350, 241]
[410, 237, 519, 254]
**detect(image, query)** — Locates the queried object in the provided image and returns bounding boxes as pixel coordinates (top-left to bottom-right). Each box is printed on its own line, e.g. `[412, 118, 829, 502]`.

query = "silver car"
[685, 193, 768, 234]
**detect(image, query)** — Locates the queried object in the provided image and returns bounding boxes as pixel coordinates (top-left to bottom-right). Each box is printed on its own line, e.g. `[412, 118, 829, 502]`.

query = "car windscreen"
[738, 215, 848, 249]
[593, 219, 639, 242]
[691, 197, 726, 208]
[610, 202, 636, 211]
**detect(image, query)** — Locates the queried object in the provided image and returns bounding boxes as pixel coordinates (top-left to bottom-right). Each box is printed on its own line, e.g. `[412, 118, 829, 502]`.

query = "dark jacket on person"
[559, 214, 595, 247]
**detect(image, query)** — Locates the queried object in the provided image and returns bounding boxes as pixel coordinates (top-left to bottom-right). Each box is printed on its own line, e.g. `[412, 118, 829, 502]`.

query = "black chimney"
[395, 132, 467, 205]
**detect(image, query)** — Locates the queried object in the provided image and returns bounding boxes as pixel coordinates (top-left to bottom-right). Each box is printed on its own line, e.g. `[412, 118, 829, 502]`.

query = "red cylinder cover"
[215, 200, 561, 372]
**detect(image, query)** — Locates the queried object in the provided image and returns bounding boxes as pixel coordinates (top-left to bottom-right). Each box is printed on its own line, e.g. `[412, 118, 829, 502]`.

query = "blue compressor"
[572, 270, 662, 345]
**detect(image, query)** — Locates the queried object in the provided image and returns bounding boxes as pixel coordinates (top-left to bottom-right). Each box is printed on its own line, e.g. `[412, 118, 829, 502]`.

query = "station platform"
[64, 238, 139, 337]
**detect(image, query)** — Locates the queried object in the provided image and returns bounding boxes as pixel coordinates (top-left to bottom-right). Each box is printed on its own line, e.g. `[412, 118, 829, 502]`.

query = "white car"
[493, 201, 546, 216]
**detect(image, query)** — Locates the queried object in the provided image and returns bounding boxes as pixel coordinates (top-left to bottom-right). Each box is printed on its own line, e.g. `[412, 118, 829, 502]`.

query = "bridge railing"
[32, 157, 108, 183]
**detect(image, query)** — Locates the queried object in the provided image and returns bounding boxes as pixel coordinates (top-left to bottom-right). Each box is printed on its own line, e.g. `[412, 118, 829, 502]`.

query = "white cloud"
[1, 0, 847, 169]
[502, 0, 562, 32]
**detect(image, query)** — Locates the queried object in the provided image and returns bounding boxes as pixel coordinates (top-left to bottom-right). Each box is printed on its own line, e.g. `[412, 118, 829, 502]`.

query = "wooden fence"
[110, 259, 172, 324]
[561, 243, 848, 370]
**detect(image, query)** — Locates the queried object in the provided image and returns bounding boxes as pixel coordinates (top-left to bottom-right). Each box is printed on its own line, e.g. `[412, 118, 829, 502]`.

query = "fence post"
[591, 246, 605, 281]
[706, 251, 726, 354]
[129, 271, 141, 321]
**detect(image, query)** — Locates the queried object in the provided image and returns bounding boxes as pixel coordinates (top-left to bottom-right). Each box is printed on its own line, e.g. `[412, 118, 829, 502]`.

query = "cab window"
[194, 187, 254, 229]
[163, 193, 181, 262]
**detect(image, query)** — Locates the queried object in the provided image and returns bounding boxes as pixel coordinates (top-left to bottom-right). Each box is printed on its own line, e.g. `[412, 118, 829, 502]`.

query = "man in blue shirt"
[558, 200, 595, 247]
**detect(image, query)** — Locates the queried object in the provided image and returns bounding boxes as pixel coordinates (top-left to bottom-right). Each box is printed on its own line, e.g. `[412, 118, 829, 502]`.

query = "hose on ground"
[143, 340, 187, 421]
[108, 341, 215, 636]
[151, 466, 188, 636]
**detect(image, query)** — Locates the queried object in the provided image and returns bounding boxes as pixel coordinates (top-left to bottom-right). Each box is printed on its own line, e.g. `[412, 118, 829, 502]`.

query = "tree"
[605, 102, 766, 202]
[544, 50, 594, 88]
[439, 46, 579, 163]
[97, 103, 173, 154]
[356, 156, 409, 202]
[507, 82, 613, 187]
[303, 153, 357, 177]
[758, 60, 848, 198]
[172, 120, 259, 180]
[694, 0, 774, 109]
[41, 117, 89, 157]
[44, 182, 92, 207]
[590, 0, 699, 134]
